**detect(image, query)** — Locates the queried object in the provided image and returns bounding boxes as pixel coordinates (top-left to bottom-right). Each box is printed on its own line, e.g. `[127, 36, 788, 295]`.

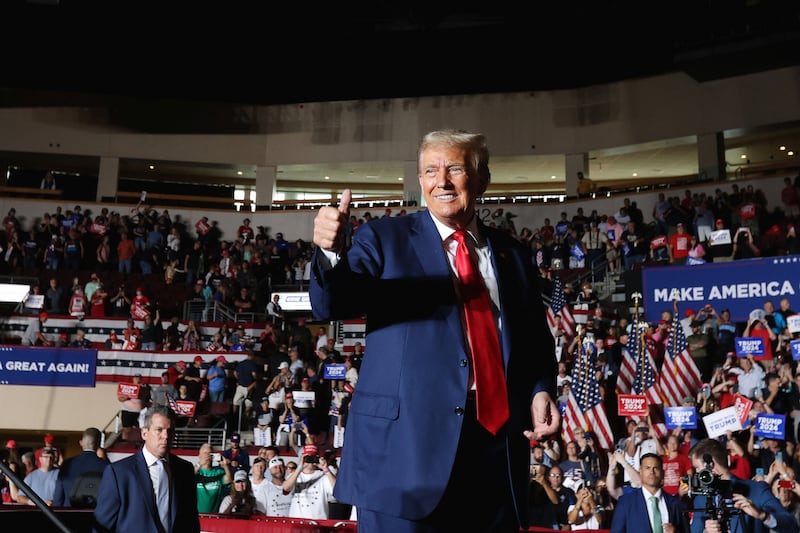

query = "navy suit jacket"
[53, 450, 109, 507]
[610, 489, 686, 533]
[310, 211, 556, 522]
[92, 450, 199, 533]
[690, 476, 797, 533]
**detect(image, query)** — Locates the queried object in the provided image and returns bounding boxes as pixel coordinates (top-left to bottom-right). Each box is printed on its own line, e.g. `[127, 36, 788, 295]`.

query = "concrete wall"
[0, 67, 798, 174]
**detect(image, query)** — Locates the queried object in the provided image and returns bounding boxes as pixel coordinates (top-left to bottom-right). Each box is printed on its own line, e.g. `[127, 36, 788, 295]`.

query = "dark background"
[0, 0, 798, 109]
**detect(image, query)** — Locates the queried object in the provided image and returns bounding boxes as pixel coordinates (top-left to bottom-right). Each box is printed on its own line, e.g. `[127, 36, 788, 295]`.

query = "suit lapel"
[482, 225, 512, 367]
[135, 451, 160, 527]
[636, 490, 654, 533]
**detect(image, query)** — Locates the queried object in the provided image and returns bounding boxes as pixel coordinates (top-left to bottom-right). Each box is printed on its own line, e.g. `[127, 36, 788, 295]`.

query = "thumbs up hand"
[313, 189, 351, 254]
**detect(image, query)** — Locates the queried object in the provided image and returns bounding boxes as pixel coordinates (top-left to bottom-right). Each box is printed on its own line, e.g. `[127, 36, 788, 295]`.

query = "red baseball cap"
[193, 355, 204, 363]
[44, 434, 55, 444]
[5, 439, 16, 449]
[303, 444, 318, 457]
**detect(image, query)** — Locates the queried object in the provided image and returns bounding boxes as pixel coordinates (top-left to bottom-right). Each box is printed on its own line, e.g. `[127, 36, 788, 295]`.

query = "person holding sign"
[118, 374, 151, 442]
[743, 317, 775, 361]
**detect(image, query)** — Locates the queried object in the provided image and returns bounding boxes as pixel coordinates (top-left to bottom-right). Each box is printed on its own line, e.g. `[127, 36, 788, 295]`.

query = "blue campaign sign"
[791, 340, 800, 361]
[753, 413, 785, 440]
[323, 363, 347, 380]
[664, 406, 697, 429]
[0, 346, 97, 387]
[735, 336, 766, 358]
[641, 256, 800, 323]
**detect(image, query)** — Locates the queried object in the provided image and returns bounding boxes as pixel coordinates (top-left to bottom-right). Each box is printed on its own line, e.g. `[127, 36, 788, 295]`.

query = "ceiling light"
[740, 154, 747, 159]
[632, 172, 638, 177]
[779, 145, 787, 151]
[788, 151, 795, 156]
[397, 177, 403, 181]
[237, 171, 243, 176]
[324, 176, 330, 180]
[550, 175, 556, 180]
[149, 165, 155, 170]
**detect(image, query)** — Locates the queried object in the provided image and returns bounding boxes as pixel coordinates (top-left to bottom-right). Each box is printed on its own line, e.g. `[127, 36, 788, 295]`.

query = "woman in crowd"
[219, 470, 263, 515]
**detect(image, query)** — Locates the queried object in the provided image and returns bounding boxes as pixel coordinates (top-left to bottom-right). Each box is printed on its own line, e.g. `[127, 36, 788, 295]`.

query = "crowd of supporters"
[1, 175, 800, 525]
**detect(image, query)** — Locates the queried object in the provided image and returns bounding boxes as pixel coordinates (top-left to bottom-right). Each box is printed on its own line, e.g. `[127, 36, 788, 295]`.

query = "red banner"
[117, 383, 140, 398]
[173, 400, 197, 417]
[734, 394, 753, 426]
[618, 394, 649, 416]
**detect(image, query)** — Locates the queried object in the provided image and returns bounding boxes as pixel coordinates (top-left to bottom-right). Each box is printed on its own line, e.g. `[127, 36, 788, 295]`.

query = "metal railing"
[100, 412, 123, 449]
[103, 409, 229, 450]
[182, 299, 265, 324]
[174, 425, 228, 450]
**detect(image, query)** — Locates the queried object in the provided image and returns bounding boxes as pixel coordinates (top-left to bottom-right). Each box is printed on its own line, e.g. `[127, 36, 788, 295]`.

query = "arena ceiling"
[0, 1, 798, 195]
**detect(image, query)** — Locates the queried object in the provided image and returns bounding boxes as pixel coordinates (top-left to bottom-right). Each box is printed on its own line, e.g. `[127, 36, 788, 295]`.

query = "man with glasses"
[17, 448, 59, 506]
[547, 464, 576, 530]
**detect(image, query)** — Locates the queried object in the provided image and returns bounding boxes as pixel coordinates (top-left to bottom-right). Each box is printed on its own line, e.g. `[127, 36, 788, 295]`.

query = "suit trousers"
[358, 394, 519, 533]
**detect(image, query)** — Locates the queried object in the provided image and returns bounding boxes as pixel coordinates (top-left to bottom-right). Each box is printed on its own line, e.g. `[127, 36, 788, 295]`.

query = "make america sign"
[641, 256, 800, 323]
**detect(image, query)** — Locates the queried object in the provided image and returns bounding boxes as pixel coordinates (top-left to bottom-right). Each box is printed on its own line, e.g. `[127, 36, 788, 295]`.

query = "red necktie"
[452, 229, 509, 434]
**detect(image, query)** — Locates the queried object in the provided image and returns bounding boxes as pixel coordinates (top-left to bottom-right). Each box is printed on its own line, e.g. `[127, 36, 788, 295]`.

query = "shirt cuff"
[763, 513, 777, 528]
[319, 248, 339, 269]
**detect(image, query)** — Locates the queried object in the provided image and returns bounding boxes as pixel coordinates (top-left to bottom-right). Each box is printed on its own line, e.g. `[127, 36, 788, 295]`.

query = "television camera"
[681, 454, 739, 533]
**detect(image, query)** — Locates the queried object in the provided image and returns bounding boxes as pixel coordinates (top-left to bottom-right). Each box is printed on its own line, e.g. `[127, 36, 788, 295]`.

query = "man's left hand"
[524, 391, 561, 441]
[732, 493, 764, 520]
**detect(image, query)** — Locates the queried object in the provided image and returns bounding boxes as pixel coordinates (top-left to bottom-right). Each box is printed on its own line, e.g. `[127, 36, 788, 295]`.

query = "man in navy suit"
[311, 130, 561, 532]
[53, 426, 109, 507]
[611, 453, 686, 532]
[93, 405, 200, 533]
[688, 438, 796, 533]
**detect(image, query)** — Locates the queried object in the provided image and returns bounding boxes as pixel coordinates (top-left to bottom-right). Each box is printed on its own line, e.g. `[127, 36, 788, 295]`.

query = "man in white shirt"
[266, 294, 284, 329]
[282, 445, 336, 519]
[737, 355, 766, 399]
[248, 457, 269, 514]
[255, 456, 293, 517]
[623, 424, 663, 485]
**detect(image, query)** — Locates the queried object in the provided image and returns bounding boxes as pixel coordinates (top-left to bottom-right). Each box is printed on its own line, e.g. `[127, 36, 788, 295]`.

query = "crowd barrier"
[197, 516, 610, 533]
[0, 507, 611, 532]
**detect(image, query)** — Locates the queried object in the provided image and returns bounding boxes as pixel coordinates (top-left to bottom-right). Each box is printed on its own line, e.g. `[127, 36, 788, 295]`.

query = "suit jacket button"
[454, 406, 464, 415]
[459, 359, 468, 367]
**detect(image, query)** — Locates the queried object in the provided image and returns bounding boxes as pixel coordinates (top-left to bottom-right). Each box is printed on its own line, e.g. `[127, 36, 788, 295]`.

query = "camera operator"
[688, 438, 795, 533]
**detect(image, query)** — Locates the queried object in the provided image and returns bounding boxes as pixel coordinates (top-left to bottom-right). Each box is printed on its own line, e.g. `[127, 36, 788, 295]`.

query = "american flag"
[563, 338, 615, 451]
[167, 395, 180, 415]
[616, 322, 668, 438]
[336, 319, 367, 355]
[95, 350, 249, 385]
[546, 275, 575, 342]
[659, 314, 702, 407]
